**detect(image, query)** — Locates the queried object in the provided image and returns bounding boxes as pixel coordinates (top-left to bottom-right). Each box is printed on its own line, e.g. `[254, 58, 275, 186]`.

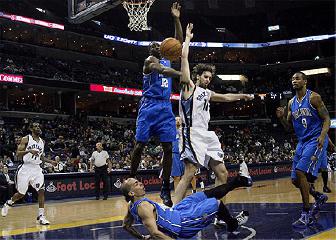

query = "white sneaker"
[37, 215, 50, 225]
[239, 161, 253, 187]
[1, 202, 11, 217]
[236, 210, 249, 226]
[214, 217, 226, 227]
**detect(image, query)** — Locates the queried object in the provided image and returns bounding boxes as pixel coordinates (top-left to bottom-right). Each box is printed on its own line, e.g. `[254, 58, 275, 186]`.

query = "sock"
[161, 180, 170, 190]
[7, 199, 14, 205]
[303, 207, 310, 213]
[217, 202, 238, 232]
[204, 176, 243, 199]
[322, 171, 328, 187]
[38, 208, 44, 217]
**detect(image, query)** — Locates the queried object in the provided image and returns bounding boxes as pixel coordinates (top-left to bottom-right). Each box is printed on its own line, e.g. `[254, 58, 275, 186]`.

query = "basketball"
[160, 37, 182, 61]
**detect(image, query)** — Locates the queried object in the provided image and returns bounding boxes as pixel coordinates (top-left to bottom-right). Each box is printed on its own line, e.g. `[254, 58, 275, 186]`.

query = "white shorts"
[16, 164, 45, 194]
[180, 127, 224, 169]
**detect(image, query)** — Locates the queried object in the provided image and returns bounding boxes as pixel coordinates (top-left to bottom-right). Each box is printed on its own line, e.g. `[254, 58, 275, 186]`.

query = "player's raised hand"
[186, 23, 193, 39]
[171, 2, 181, 18]
[276, 107, 285, 118]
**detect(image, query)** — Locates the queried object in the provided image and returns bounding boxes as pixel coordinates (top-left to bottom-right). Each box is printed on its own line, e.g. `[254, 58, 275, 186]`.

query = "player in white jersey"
[174, 24, 254, 204]
[1, 122, 56, 225]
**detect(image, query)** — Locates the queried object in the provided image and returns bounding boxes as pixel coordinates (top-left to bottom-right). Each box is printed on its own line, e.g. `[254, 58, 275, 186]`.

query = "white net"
[122, 0, 155, 31]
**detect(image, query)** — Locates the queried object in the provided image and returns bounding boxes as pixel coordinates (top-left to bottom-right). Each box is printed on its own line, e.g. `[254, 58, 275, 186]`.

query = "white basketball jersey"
[179, 86, 212, 130]
[23, 135, 44, 165]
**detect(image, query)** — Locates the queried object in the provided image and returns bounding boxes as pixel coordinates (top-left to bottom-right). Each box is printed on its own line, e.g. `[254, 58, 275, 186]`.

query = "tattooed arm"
[310, 92, 331, 149]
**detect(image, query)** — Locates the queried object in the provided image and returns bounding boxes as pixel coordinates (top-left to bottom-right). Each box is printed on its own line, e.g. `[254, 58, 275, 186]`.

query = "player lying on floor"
[121, 163, 252, 239]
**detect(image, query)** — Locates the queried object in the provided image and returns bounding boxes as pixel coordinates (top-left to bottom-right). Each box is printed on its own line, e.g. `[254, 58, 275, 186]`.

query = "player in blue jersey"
[170, 117, 203, 195]
[171, 116, 185, 190]
[276, 72, 331, 228]
[121, 163, 252, 239]
[129, 2, 183, 207]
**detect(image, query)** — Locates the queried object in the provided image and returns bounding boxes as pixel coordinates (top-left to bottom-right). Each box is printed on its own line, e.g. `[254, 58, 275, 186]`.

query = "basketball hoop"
[122, 0, 155, 31]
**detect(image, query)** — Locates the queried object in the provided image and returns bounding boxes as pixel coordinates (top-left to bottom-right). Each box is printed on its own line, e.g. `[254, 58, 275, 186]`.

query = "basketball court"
[0, 1, 335, 239]
[1, 177, 335, 239]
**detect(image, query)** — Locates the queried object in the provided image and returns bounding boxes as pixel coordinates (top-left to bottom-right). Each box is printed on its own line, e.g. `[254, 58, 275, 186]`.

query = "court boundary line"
[0, 215, 124, 237]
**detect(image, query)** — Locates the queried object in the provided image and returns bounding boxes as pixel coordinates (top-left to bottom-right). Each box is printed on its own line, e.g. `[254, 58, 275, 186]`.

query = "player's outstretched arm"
[311, 92, 331, 149]
[171, 2, 183, 44]
[144, 56, 182, 77]
[210, 92, 254, 102]
[123, 208, 148, 239]
[276, 99, 293, 132]
[138, 202, 173, 240]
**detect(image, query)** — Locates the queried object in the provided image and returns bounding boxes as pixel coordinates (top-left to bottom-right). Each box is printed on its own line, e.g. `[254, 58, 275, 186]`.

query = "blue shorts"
[291, 136, 328, 179]
[173, 192, 218, 238]
[135, 98, 176, 142]
[171, 152, 184, 177]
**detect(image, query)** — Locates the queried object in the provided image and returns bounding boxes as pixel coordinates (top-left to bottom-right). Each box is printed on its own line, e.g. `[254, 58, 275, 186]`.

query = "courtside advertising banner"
[90, 84, 180, 100]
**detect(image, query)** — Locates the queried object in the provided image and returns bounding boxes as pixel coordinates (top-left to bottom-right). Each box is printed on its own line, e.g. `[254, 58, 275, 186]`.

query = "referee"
[89, 142, 111, 200]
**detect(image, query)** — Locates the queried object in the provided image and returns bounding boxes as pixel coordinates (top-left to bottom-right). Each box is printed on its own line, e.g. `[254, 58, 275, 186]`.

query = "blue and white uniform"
[291, 89, 328, 179]
[16, 135, 45, 194]
[179, 86, 224, 168]
[136, 59, 176, 143]
[171, 130, 184, 177]
[130, 192, 218, 238]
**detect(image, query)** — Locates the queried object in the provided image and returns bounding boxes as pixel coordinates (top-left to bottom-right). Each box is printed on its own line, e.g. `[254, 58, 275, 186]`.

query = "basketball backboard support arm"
[68, 0, 122, 24]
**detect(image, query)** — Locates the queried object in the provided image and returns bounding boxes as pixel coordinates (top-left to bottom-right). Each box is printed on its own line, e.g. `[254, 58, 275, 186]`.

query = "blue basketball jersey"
[130, 198, 181, 237]
[142, 59, 172, 100]
[291, 89, 322, 142]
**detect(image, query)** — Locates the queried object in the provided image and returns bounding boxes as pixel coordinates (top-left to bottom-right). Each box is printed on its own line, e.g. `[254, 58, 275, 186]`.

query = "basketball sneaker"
[1, 201, 13, 217]
[323, 186, 331, 193]
[292, 211, 315, 228]
[37, 215, 50, 225]
[311, 193, 328, 218]
[239, 161, 253, 187]
[236, 210, 249, 226]
[160, 182, 173, 207]
[214, 218, 226, 227]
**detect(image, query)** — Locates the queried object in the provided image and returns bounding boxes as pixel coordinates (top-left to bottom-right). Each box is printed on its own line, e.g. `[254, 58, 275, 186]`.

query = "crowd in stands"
[0, 53, 142, 88]
[0, 117, 296, 176]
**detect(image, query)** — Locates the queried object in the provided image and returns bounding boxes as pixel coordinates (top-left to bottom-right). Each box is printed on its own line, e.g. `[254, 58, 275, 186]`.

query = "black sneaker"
[160, 187, 173, 207]
[96, 196, 100, 200]
[323, 186, 332, 193]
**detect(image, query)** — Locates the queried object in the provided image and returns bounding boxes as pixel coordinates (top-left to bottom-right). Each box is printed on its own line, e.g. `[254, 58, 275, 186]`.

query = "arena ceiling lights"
[301, 68, 330, 76]
[103, 33, 336, 49]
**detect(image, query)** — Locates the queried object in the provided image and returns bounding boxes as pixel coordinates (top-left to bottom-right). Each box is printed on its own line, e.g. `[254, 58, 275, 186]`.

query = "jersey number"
[302, 118, 307, 128]
[203, 99, 209, 111]
[161, 78, 168, 88]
